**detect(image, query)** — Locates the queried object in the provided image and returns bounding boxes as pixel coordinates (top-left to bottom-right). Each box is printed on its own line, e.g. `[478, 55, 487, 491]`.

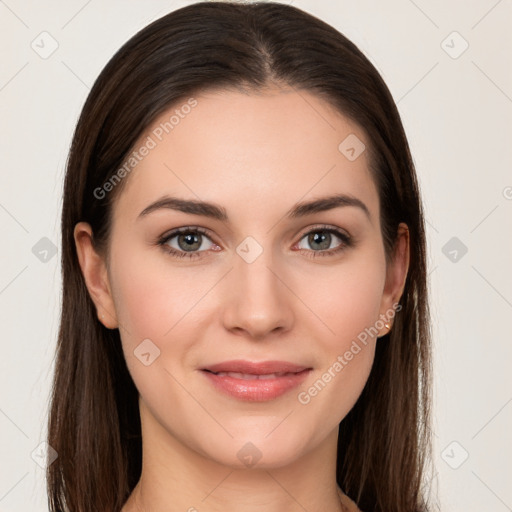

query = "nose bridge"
[222, 235, 293, 337]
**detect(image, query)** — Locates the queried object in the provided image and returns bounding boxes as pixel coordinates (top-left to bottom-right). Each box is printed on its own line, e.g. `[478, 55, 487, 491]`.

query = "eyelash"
[156, 225, 353, 260]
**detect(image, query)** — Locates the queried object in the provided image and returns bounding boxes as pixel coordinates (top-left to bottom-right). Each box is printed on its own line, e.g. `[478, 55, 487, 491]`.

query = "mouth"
[199, 360, 312, 401]
[201, 359, 311, 375]
[202, 370, 306, 380]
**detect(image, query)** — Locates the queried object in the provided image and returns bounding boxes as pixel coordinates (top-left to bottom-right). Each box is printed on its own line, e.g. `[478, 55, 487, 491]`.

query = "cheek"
[108, 247, 210, 389]
[294, 253, 384, 414]
[300, 252, 386, 346]
[109, 251, 209, 416]
[110, 244, 209, 339]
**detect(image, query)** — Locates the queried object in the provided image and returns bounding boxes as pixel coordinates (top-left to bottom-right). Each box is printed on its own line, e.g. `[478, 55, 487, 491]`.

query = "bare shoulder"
[339, 490, 363, 512]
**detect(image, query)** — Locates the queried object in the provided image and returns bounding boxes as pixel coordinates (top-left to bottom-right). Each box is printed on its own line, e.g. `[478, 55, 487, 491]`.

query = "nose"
[221, 247, 295, 340]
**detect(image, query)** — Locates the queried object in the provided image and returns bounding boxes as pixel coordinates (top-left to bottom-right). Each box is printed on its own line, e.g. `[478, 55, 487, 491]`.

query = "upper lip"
[201, 360, 311, 375]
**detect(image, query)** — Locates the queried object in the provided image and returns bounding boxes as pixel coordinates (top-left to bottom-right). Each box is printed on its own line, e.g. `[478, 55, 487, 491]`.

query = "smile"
[200, 368, 312, 401]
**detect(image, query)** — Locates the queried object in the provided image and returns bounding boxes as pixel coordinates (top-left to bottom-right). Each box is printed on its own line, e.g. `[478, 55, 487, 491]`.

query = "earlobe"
[73, 222, 118, 329]
[377, 222, 410, 337]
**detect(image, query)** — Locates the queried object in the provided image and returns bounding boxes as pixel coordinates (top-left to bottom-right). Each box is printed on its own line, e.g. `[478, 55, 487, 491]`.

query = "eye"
[295, 225, 352, 258]
[157, 227, 218, 260]
[157, 224, 353, 261]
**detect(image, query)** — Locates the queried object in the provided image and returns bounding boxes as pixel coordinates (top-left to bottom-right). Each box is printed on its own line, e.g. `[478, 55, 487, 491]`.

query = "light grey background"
[1, 1, 511, 510]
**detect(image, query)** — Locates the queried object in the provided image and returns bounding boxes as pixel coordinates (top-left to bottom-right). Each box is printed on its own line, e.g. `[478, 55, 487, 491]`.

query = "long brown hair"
[47, 2, 435, 511]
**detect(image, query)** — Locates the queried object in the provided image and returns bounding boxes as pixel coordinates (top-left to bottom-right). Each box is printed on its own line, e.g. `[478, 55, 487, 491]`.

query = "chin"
[197, 431, 309, 470]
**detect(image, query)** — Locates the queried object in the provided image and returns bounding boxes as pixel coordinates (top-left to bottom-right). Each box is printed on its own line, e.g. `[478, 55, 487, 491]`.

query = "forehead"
[113, 88, 379, 226]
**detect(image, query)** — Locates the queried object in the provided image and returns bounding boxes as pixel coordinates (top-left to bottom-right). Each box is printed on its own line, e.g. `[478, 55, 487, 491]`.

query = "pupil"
[179, 233, 200, 251]
[310, 231, 330, 250]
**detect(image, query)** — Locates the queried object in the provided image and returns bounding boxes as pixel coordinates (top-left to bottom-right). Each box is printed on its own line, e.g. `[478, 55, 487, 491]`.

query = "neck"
[122, 399, 347, 512]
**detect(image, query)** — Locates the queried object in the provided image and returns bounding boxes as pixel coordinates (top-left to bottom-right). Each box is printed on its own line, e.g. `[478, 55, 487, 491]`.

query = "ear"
[377, 222, 410, 337]
[73, 222, 118, 329]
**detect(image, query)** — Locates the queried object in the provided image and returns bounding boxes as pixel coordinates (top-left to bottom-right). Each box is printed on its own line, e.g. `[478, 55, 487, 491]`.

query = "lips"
[200, 360, 312, 401]
[209, 371, 297, 380]
[201, 359, 310, 375]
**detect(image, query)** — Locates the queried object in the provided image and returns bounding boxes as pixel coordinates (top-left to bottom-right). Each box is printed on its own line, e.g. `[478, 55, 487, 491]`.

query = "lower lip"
[200, 369, 312, 402]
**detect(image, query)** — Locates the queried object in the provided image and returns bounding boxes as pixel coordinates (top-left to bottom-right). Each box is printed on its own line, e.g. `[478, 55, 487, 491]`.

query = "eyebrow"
[137, 193, 371, 222]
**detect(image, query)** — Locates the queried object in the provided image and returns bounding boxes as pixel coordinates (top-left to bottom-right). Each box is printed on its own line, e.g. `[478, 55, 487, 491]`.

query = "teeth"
[214, 371, 293, 379]
[258, 373, 283, 380]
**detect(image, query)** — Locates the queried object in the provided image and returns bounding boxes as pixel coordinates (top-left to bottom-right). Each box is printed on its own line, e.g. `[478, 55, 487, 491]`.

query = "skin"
[74, 86, 409, 512]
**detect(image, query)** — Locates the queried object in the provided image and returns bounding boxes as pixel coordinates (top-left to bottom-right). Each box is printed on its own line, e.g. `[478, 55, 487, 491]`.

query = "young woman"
[47, 2, 435, 511]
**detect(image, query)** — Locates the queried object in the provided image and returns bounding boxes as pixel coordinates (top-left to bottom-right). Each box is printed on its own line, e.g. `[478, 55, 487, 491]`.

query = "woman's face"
[76, 87, 408, 469]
